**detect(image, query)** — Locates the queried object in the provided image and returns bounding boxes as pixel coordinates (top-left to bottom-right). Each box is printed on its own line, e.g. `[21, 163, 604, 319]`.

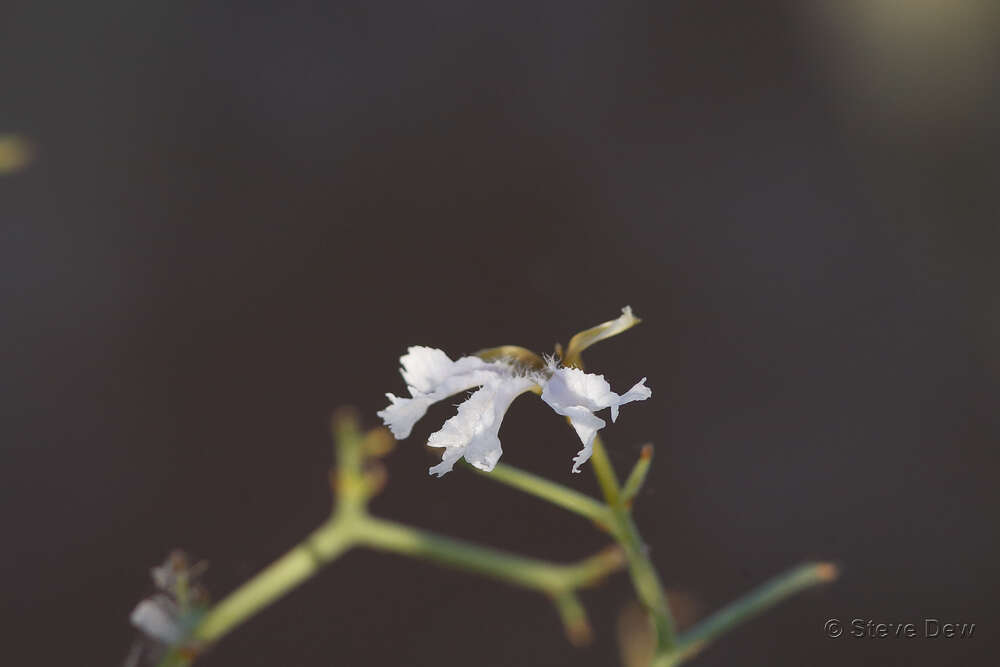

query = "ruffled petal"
[541, 365, 616, 411]
[426, 376, 535, 476]
[399, 346, 497, 397]
[398, 346, 456, 393]
[610, 377, 651, 422]
[378, 347, 508, 439]
[560, 406, 606, 473]
[540, 366, 652, 472]
[428, 445, 467, 477]
[377, 393, 435, 439]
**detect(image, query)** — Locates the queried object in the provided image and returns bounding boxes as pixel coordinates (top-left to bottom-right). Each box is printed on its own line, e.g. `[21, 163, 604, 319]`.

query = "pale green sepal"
[564, 306, 642, 367]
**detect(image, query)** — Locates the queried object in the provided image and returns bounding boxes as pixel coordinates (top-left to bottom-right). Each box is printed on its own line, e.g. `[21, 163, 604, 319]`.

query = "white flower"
[539, 363, 651, 473]
[378, 341, 651, 476]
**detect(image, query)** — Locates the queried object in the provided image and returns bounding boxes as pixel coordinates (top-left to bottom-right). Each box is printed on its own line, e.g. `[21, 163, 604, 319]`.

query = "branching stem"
[589, 436, 678, 655]
[163, 419, 627, 667]
[159, 416, 835, 667]
[354, 516, 624, 594]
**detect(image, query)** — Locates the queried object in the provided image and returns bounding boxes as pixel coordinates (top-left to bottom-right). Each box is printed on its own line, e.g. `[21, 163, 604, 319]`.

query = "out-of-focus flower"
[378, 308, 651, 476]
[127, 551, 208, 658]
[130, 595, 185, 645]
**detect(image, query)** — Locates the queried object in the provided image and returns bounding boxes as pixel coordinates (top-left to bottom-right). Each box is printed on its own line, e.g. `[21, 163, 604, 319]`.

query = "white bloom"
[540, 363, 651, 473]
[379, 344, 651, 475]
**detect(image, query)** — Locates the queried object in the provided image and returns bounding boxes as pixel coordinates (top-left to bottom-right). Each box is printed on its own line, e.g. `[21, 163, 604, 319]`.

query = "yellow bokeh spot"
[0, 135, 34, 173]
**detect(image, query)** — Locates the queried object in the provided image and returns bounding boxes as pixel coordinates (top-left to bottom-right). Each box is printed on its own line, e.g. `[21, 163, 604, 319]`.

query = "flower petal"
[560, 406, 606, 473]
[542, 365, 616, 411]
[399, 346, 494, 396]
[540, 366, 651, 472]
[610, 377, 651, 422]
[377, 393, 435, 439]
[428, 446, 467, 478]
[426, 376, 535, 476]
[378, 347, 507, 439]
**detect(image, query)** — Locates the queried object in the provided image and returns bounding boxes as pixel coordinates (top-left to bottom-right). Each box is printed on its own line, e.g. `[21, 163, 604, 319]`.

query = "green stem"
[180, 512, 624, 664]
[159, 415, 635, 667]
[668, 562, 838, 664]
[621, 444, 653, 508]
[588, 434, 622, 505]
[616, 509, 677, 653]
[192, 516, 357, 645]
[467, 461, 615, 530]
[589, 436, 677, 654]
[353, 516, 624, 593]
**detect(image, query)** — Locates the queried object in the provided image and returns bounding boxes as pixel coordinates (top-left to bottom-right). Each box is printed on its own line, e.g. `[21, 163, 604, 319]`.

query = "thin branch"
[672, 562, 839, 663]
[353, 516, 624, 594]
[588, 435, 678, 654]
[353, 517, 625, 644]
[191, 517, 356, 645]
[466, 461, 615, 531]
[621, 444, 654, 508]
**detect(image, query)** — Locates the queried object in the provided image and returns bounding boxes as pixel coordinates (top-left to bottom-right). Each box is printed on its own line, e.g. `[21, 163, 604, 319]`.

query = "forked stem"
[160, 419, 627, 666]
[588, 436, 678, 654]
[353, 515, 625, 594]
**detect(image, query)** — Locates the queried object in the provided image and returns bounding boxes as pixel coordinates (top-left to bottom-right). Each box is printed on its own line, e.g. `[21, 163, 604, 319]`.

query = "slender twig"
[668, 562, 838, 664]
[588, 436, 678, 654]
[621, 444, 654, 508]
[465, 461, 615, 531]
[354, 516, 625, 594]
[192, 517, 356, 645]
[588, 434, 623, 506]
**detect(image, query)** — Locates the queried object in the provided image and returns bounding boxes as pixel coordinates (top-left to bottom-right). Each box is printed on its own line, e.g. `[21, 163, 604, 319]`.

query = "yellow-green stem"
[192, 515, 356, 645]
[175, 509, 624, 666]
[589, 436, 677, 654]
[621, 444, 653, 508]
[588, 434, 622, 505]
[667, 562, 838, 664]
[468, 461, 615, 531]
[353, 516, 624, 593]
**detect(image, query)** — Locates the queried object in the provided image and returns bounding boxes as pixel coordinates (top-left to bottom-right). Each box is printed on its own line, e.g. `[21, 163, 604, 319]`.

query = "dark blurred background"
[2, 1, 998, 665]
